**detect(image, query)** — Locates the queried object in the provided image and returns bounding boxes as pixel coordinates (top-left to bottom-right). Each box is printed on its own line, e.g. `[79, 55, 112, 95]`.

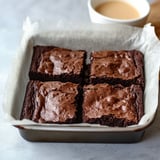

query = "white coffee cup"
[88, 0, 150, 26]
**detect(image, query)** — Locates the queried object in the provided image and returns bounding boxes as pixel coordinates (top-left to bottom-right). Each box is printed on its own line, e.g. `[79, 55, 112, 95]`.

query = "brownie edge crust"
[82, 83, 144, 127]
[21, 80, 80, 123]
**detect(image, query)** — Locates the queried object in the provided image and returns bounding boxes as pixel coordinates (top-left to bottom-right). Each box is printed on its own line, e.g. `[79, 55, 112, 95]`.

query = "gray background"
[0, 0, 160, 160]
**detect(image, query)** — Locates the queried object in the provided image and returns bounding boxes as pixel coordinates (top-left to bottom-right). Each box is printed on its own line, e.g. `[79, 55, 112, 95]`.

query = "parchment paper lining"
[3, 18, 160, 129]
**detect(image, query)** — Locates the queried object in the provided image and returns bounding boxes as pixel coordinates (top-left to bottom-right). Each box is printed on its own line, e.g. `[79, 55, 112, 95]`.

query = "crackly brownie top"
[83, 84, 139, 123]
[32, 81, 78, 123]
[90, 50, 143, 80]
[37, 47, 85, 75]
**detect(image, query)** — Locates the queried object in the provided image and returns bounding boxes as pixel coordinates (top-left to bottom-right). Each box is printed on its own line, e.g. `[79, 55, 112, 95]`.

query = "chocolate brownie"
[29, 45, 86, 83]
[90, 50, 144, 88]
[82, 83, 144, 127]
[21, 81, 81, 123]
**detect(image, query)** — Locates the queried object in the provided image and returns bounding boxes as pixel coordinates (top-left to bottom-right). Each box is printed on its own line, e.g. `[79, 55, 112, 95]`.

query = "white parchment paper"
[3, 18, 160, 129]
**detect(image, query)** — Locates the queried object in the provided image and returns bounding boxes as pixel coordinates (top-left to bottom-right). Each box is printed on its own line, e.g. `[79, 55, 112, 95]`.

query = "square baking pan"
[4, 23, 160, 143]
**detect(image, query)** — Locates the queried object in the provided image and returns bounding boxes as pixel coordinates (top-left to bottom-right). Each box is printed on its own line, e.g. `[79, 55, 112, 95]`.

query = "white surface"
[0, 0, 160, 160]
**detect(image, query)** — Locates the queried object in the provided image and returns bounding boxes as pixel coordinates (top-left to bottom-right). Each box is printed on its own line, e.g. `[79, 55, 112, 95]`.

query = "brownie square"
[90, 50, 144, 88]
[82, 83, 144, 127]
[21, 81, 80, 123]
[29, 45, 86, 83]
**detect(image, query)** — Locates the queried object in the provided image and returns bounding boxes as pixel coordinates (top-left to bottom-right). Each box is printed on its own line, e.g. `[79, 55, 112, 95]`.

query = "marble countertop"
[0, 0, 160, 160]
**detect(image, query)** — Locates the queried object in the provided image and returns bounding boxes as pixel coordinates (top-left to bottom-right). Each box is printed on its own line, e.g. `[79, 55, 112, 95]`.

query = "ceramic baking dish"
[3, 22, 160, 143]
